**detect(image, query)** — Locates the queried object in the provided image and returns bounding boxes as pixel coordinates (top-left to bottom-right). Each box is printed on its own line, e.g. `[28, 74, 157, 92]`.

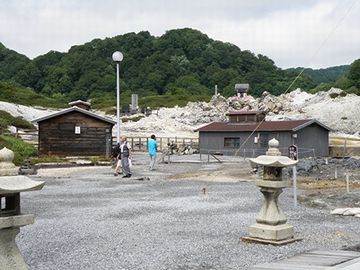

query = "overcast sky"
[0, 0, 359, 68]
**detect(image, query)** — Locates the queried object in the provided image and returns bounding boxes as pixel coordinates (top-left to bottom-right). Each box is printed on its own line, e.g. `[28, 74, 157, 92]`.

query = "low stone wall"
[329, 146, 360, 157]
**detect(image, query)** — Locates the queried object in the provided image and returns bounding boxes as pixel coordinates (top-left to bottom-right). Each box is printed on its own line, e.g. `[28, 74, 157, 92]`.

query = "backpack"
[112, 143, 121, 158]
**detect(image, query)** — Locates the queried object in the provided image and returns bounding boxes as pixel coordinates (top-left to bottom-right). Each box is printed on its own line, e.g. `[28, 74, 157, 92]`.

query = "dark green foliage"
[0, 110, 36, 132]
[0, 43, 31, 84]
[288, 65, 349, 85]
[0, 135, 37, 165]
[345, 59, 360, 94]
[310, 82, 334, 93]
[122, 115, 145, 123]
[328, 59, 360, 95]
[0, 81, 66, 107]
[329, 92, 340, 99]
[1, 28, 358, 107]
[139, 94, 211, 109]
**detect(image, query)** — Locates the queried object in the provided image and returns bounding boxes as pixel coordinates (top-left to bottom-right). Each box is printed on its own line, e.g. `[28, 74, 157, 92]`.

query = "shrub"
[0, 135, 37, 165]
[0, 110, 36, 131]
[339, 91, 347, 97]
[121, 115, 145, 123]
[0, 82, 65, 108]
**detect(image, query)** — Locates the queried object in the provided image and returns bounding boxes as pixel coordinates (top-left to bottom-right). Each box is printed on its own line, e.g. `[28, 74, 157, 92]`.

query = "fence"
[4, 131, 199, 153]
[113, 136, 199, 152]
[199, 147, 315, 159]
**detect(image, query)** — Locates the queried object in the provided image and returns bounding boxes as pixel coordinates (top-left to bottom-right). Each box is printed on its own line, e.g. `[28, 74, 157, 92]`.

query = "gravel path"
[17, 154, 360, 270]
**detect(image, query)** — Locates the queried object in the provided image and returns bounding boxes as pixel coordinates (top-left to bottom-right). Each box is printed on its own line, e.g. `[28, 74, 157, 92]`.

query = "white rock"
[330, 208, 351, 215]
[343, 208, 360, 216]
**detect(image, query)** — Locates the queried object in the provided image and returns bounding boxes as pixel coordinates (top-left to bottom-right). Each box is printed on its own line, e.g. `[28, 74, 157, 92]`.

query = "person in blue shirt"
[148, 134, 157, 171]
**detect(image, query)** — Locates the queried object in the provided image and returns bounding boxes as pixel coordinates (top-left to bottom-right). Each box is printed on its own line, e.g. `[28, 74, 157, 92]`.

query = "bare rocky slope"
[1, 88, 359, 139]
[122, 88, 360, 138]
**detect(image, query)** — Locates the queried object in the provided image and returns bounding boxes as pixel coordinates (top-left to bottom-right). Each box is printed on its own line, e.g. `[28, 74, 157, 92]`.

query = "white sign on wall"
[75, 126, 81, 134]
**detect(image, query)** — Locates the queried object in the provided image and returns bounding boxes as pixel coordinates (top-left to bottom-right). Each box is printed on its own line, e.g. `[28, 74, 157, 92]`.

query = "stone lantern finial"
[266, 138, 281, 156]
[0, 147, 18, 176]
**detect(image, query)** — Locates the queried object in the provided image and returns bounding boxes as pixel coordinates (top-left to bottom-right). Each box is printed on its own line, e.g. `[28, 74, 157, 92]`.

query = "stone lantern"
[0, 147, 45, 269]
[242, 139, 300, 245]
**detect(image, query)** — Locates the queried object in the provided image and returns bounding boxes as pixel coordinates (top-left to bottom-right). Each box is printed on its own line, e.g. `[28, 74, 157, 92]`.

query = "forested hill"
[0, 28, 356, 107]
[287, 65, 349, 85]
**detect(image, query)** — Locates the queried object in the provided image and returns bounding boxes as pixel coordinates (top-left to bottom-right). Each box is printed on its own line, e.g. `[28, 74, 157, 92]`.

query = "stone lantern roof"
[249, 138, 298, 167]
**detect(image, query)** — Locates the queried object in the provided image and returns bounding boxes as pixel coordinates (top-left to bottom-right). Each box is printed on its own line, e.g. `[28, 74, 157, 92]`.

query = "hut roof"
[195, 119, 331, 132]
[32, 106, 116, 125]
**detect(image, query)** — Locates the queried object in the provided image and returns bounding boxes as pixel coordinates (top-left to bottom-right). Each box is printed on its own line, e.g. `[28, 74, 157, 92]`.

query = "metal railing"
[114, 136, 199, 152]
[199, 147, 315, 159]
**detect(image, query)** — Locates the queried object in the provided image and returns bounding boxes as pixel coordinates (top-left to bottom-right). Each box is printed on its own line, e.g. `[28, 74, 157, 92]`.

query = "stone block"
[249, 223, 294, 241]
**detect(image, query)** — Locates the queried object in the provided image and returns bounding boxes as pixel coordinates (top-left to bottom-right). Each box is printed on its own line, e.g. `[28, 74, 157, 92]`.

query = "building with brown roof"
[195, 111, 331, 157]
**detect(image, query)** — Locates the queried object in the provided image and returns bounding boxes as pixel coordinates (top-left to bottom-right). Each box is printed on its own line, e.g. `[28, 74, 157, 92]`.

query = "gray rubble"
[16, 153, 360, 270]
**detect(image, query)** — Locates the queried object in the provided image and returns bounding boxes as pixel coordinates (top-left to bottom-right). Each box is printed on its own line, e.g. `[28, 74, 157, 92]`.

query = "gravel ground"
[17, 153, 360, 270]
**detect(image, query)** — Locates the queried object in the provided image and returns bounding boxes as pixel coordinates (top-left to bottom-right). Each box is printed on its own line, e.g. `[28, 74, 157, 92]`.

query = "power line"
[234, 0, 356, 156]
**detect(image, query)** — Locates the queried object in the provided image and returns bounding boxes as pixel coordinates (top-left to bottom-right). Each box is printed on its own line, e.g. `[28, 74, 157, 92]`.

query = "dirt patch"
[168, 163, 256, 182]
[297, 178, 360, 191]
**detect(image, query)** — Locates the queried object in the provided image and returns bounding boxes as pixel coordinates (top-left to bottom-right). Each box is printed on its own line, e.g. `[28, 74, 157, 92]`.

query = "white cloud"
[0, 0, 358, 68]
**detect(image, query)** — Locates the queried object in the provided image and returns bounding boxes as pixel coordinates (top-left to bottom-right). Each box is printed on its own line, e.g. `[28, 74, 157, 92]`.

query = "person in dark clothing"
[113, 142, 121, 176]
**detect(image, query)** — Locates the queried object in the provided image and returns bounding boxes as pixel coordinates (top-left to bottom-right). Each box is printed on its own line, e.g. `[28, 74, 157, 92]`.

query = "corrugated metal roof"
[195, 119, 331, 132]
[226, 110, 265, 116]
[32, 106, 116, 125]
[235, 83, 249, 89]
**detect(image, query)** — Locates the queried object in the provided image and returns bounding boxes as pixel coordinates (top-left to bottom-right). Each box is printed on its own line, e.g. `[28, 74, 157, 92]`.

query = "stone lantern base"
[0, 214, 35, 270]
[242, 223, 301, 245]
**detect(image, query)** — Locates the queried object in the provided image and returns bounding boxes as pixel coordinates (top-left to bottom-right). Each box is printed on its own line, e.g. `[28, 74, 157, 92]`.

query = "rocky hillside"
[0, 88, 359, 139]
[122, 88, 360, 137]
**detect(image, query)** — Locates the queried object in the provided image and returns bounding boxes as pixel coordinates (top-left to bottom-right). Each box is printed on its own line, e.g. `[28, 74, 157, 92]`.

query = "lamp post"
[112, 51, 123, 143]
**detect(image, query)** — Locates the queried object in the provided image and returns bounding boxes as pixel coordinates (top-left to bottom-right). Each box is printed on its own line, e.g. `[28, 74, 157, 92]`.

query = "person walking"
[148, 134, 157, 171]
[113, 142, 121, 176]
[120, 136, 132, 178]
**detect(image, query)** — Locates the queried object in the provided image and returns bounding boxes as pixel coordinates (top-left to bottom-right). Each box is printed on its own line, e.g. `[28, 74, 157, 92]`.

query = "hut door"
[260, 133, 269, 148]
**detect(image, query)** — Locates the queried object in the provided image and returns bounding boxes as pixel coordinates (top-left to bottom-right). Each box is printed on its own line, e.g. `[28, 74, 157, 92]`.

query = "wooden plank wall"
[38, 112, 113, 156]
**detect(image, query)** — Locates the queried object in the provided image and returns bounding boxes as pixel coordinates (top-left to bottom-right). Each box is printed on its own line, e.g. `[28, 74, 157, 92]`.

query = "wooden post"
[131, 137, 134, 149]
[160, 137, 163, 151]
[346, 173, 350, 193]
[139, 137, 141, 151]
[293, 166, 297, 207]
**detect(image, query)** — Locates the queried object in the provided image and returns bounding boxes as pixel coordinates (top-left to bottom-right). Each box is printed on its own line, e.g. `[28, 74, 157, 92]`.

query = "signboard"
[288, 145, 298, 160]
[75, 126, 81, 134]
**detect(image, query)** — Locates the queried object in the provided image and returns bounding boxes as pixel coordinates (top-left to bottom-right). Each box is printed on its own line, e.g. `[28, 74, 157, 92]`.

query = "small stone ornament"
[0, 147, 18, 176]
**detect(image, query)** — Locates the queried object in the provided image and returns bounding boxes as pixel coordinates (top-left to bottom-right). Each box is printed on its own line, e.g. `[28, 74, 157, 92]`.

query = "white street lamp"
[112, 51, 123, 143]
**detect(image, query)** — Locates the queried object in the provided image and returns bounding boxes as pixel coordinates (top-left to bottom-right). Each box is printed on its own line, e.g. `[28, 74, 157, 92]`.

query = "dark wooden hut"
[33, 105, 115, 156]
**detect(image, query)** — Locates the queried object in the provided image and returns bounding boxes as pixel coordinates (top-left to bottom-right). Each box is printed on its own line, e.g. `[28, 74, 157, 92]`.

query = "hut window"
[59, 123, 74, 130]
[75, 126, 81, 134]
[224, 137, 240, 148]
